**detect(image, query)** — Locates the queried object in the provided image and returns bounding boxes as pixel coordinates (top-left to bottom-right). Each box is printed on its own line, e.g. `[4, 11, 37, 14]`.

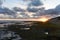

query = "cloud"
[27, 7, 45, 12]
[0, 7, 16, 18]
[0, 0, 3, 5]
[1, 0, 60, 19]
[24, 0, 44, 18]
[13, 7, 25, 12]
[1, 4, 60, 19]
[27, 7, 39, 12]
[0, 14, 14, 18]
[0, 0, 44, 19]
[55, 4, 60, 12]
[16, 12, 30, 18]
[46, 4, 60, 15]
[45, 9, 56, 15]
[22, 0, 31, 1]
[0, 7, 15, 15]
[27, 4, 60, 18]
[43, 4, 60, 18]
[29, 0, 43, 6]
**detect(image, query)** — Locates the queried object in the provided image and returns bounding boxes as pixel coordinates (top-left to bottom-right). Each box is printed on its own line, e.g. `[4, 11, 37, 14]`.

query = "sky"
[0, 0, 60, 19]
[42, 0, 60, 9]
[2, 0, 60, 9]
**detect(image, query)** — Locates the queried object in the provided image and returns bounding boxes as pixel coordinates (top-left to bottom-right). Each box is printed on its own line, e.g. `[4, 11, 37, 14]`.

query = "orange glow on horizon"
[39, 16, 50, 22]
[0, 16, 51, 22]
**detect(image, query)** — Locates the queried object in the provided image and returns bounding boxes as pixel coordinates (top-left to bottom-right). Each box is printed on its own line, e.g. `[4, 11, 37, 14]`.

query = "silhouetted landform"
[0, 16, 60, 40]
[7, 16, 60, 40]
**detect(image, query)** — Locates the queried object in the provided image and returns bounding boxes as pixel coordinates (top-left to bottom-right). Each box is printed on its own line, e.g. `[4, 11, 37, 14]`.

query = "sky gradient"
[0, 0, 60, 19]
[2, 0, 60, 9]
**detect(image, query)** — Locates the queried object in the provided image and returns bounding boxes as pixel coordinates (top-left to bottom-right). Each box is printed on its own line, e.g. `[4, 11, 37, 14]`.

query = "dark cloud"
[13, 7, 25, 12]
[55, 5, 60, 12]
[29, 0, 43, 6]
[12, 4, 60, 18]
[0, 7, 16, 18]
[0, 0, 3, 6]
[45, 4, 60, 16]
[27, 7, 39, 12]
[26, 4, 60, 18]
[22, 0, 30, 1]
[27, 7, 44, 12]
[20, 13, 30, 18]
[0, 7, 15, 15]
[45, 9, 58, 15]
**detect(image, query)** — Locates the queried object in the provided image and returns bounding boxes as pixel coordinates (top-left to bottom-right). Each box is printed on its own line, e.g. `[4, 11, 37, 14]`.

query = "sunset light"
[39, 16, 50, 22]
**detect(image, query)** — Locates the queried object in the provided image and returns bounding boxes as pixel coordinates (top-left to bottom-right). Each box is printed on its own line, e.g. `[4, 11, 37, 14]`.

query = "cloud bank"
[0, 0, 60, 19]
